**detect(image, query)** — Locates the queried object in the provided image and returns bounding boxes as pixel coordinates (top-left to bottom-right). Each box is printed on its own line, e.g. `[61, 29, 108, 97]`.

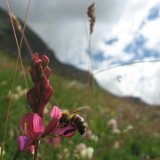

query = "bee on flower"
[17, 53, 87, 158]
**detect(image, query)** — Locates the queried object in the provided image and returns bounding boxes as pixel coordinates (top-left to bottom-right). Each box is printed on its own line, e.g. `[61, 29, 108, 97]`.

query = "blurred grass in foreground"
[1, 51, 160, 160]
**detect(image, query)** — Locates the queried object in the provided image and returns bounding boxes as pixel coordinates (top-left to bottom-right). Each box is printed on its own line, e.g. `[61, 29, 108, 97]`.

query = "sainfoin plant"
[17, 53, 85, 159]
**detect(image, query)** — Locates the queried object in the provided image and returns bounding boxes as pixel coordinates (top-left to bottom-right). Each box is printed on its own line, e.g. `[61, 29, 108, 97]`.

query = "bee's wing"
[70, 106, 90, 114]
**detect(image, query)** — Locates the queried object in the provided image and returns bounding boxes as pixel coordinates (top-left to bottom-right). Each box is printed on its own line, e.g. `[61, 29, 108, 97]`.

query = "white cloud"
[93, 0, 160, 105]
[141, 19, 160, 50]
[0, 0, 128, 61]
[94, 62, 160, 105]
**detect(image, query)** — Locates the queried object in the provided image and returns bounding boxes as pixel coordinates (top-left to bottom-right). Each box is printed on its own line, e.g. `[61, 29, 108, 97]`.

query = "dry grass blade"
[10, 12, 33, 57]
[4, 0, 28, 87]
[10, 12, 22, 32]
[87, 2, 96, 34]
[1, 0, 31, 159]
[93, 59, 160, 76]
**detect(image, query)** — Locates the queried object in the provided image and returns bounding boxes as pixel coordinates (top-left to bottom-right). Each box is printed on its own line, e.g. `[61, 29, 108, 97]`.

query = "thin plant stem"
[1, 0, 31, 159]
[23, 35, 33, 57]
[11, 4, 33, 57]
[4, 0, 28, 87]
[93, 59, 160, 76]
[87, 1, 95, 87]
[77, 0, 95, 86]
[18, 0, 33, 57]
[88, 36, 93, 86]
[39, 144, 45, 160]
[34, 140, 39, 160]
[77, 0, 89, 42]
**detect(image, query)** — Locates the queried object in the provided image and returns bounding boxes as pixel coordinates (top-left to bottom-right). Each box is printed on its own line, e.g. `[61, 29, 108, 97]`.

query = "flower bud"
[41, 54, 49, 68]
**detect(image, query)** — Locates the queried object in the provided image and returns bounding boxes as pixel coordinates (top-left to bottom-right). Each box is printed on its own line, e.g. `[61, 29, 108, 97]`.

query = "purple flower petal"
[17, 135, 31, 152]
[43, 106, 62, 136]
[50, 106, 62, 119]
[52, 125, 76, 138]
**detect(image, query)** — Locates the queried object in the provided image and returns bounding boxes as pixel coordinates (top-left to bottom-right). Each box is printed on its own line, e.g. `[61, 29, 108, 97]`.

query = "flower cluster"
[74, 143, 94, 159]
[17, 53, 78, 154]
[27, 53, 53, 118]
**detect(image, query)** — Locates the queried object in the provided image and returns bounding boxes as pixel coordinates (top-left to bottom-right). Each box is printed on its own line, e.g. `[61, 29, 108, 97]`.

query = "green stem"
[33, 140, 39, 160]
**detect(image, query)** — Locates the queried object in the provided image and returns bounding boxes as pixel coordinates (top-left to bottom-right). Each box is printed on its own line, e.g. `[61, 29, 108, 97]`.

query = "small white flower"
[113, 128, 120, 134]
[18, 88, 28, 97]
[86, 147, 94, 159]
[108, 118, 120, 134]
[14, 93, 19, 100]
[76, 143, 86, 151]
[80, 149, 87, 159]
[75, 143, 94, 159]
[108, 118, 118, 129]
[57, 148, 70, 159]
[91, 135, 98, 142]
[16, 85, 22, 92]
[0, 145, 5, 156]
[123, 125, 133, 133]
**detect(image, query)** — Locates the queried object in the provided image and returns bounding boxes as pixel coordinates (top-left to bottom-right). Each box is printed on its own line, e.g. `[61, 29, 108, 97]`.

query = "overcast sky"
[0, 0, 137, 61]
[1, 0, 160, 105]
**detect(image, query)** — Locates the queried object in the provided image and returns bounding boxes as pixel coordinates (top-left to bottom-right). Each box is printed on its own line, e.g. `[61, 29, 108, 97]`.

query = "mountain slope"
[0, 8, 91, 83]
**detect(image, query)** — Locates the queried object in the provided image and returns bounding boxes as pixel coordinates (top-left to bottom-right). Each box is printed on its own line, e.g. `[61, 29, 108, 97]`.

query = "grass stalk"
[1, 0, 31, 159]
[93, 59, 160, 76]
[33, 140, 39, 160]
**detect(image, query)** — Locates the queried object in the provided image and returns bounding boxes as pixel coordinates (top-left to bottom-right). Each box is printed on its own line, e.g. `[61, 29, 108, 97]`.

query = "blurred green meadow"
[1, 51, 160, 160]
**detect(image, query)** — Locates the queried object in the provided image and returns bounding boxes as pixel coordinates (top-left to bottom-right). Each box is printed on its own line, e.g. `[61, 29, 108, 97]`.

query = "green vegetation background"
[1, 51, 160, 160]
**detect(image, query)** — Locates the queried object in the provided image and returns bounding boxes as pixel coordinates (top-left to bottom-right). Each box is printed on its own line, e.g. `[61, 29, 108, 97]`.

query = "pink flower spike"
[17, 136, 31, 152]
[20, 113, 44, 140]
[43, 106, 62, 136]
[52, 125, 76, 138]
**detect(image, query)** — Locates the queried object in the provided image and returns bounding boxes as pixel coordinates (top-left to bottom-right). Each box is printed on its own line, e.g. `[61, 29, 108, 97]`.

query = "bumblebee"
[60, 107, 88, 135]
